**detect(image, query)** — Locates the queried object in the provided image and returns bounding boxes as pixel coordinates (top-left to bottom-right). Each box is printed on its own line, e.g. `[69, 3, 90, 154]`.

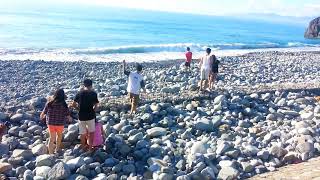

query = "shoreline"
[0, 47, 319, 62]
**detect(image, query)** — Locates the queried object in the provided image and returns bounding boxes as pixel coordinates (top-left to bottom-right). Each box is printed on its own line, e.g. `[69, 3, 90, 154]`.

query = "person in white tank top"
[123, 60, 146, 115]
[199, 48, 213, 91]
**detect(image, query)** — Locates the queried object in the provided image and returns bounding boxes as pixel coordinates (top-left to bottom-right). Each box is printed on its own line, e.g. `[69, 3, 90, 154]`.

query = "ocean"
[0, 6, 319, 62]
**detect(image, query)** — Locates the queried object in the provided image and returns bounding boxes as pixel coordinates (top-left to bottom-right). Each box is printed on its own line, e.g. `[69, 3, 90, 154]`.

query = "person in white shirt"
[199, 48, 213, 91]
[123, 60, 146, 115]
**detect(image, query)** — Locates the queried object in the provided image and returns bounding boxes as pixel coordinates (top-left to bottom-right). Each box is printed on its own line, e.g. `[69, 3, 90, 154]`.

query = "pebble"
[1, 52, 320, 179]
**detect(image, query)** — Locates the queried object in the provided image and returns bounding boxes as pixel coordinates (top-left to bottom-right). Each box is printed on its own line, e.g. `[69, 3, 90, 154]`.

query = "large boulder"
[305, 17, 320, 39]
[12, 149, 34, 160]
[217, 166, 239, 180]
[35, 166, 51, 178]
[47, 162, 71, 180]
[32, 144, 48, 156]
[36, 154, 55, 167]
[146, 127, 167, 138]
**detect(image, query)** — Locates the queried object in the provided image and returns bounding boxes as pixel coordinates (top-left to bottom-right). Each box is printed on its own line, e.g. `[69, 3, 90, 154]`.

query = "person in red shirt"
[185, 47, 192, 71]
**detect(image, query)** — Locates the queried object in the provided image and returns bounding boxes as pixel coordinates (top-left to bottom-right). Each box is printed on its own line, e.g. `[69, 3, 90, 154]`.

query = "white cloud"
[1, 0, 319, 17]
[247, 0, 320, 17]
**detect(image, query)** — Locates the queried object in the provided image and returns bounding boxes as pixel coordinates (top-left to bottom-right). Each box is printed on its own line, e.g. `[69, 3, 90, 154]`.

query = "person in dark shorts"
[123, 60, 146, 115]
[209, 54, 220, 90]
[70, 79, 99, 152]
[185, 47, 192, 70]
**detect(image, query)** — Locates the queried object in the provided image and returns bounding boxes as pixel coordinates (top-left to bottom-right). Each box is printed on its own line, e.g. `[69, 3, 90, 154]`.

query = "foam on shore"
[0, 47, 319, 62]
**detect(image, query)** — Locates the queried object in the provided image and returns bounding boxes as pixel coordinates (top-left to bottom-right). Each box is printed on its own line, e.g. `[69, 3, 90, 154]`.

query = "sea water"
[0, 6, 319, 62]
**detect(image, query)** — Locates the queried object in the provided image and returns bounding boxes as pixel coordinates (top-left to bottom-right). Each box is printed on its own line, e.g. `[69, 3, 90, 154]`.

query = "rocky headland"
[305, 17, 320, 39]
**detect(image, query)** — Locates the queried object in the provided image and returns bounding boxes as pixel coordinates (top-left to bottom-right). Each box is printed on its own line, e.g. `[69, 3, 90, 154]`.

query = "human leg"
[202, 69, 210, 90]
[78, 121, 88, 150]
[55, 126, 64, 152]
[132, 94, 139, 114]
[47, 126, 57, 154]
[129, 93, 134, 114]
[86, 119, 96, 151]
[212, 73, 217, 89]
[200, 69, 205, 91]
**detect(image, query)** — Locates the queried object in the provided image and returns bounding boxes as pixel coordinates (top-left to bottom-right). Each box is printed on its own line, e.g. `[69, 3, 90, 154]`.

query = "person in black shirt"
[70, 79, 99, 152]
[209, 54, 220, 90]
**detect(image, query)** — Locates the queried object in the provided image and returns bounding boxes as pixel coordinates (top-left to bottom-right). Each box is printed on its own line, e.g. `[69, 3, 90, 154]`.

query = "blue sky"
[1, 0, 319, 17]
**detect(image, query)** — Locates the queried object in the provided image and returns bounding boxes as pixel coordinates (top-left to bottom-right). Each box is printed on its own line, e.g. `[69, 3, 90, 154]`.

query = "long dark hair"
[48, 89, 68, 108]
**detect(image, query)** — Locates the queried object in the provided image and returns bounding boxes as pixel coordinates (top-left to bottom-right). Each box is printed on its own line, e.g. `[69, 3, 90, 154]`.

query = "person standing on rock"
[199, 48, 213, 91]
[40, 89, 72, 154]
[209, 53, 220, 90]
[185, 47, 193, 71]
[70, 79, 99, 152]
[123, 60, 146, 115]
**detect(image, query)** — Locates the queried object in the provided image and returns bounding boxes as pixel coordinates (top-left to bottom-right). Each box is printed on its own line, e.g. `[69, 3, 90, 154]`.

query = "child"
[185, 47, 193, 71]
[209, 54, 220, 90]
[88, 119, 106, 150]
[40, 89, 71, 154]
[123, 60, 146, 115]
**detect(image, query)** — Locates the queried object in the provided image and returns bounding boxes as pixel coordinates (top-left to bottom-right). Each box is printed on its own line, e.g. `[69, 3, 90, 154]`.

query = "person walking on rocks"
[199, 48, 213, 91]
[40, 89, 72, 154]
[90, 119, 106, 150]
[70, 79, 99, 152]
[209, 53, 220, 90]
[185, 47, 193, 71]
[123, 60, 146, 115]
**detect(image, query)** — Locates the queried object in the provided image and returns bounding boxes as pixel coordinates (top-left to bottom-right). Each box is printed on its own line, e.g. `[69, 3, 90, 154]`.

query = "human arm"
[123, 60, 130, 76]
[69, 92, 80, 110]
[199, 57, 203, 68]
[64, 107, 72, 123]
[93, 92, 100, 112]
[94, 103, 99, 112]
[69, 101, 79, 111]
[66, 115, 72, 123]
[40, 104, 48, 120]
[101, 125, 106, 141]
[140, 80, 146, 93]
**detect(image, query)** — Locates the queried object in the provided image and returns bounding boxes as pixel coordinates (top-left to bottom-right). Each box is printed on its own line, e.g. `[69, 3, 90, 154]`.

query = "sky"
[1, 0, 319, 17]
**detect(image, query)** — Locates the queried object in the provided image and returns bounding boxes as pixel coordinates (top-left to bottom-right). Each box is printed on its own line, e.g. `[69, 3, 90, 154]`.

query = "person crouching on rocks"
[199, 48, 213, 91]
[70, 79, 99, 152]
[40, 89, 72, 154]
[123, 60, 146, 115]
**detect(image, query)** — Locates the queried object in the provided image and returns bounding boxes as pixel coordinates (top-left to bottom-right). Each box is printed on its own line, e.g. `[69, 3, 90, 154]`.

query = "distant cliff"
[305, 17, 320, 39]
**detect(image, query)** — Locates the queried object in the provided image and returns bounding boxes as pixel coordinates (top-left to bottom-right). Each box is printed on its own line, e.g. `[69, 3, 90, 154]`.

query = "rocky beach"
[1, 51, 320, 180]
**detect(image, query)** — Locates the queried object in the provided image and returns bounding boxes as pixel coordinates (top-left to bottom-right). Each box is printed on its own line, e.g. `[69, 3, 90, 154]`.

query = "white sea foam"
[0, 46, 320, 62]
